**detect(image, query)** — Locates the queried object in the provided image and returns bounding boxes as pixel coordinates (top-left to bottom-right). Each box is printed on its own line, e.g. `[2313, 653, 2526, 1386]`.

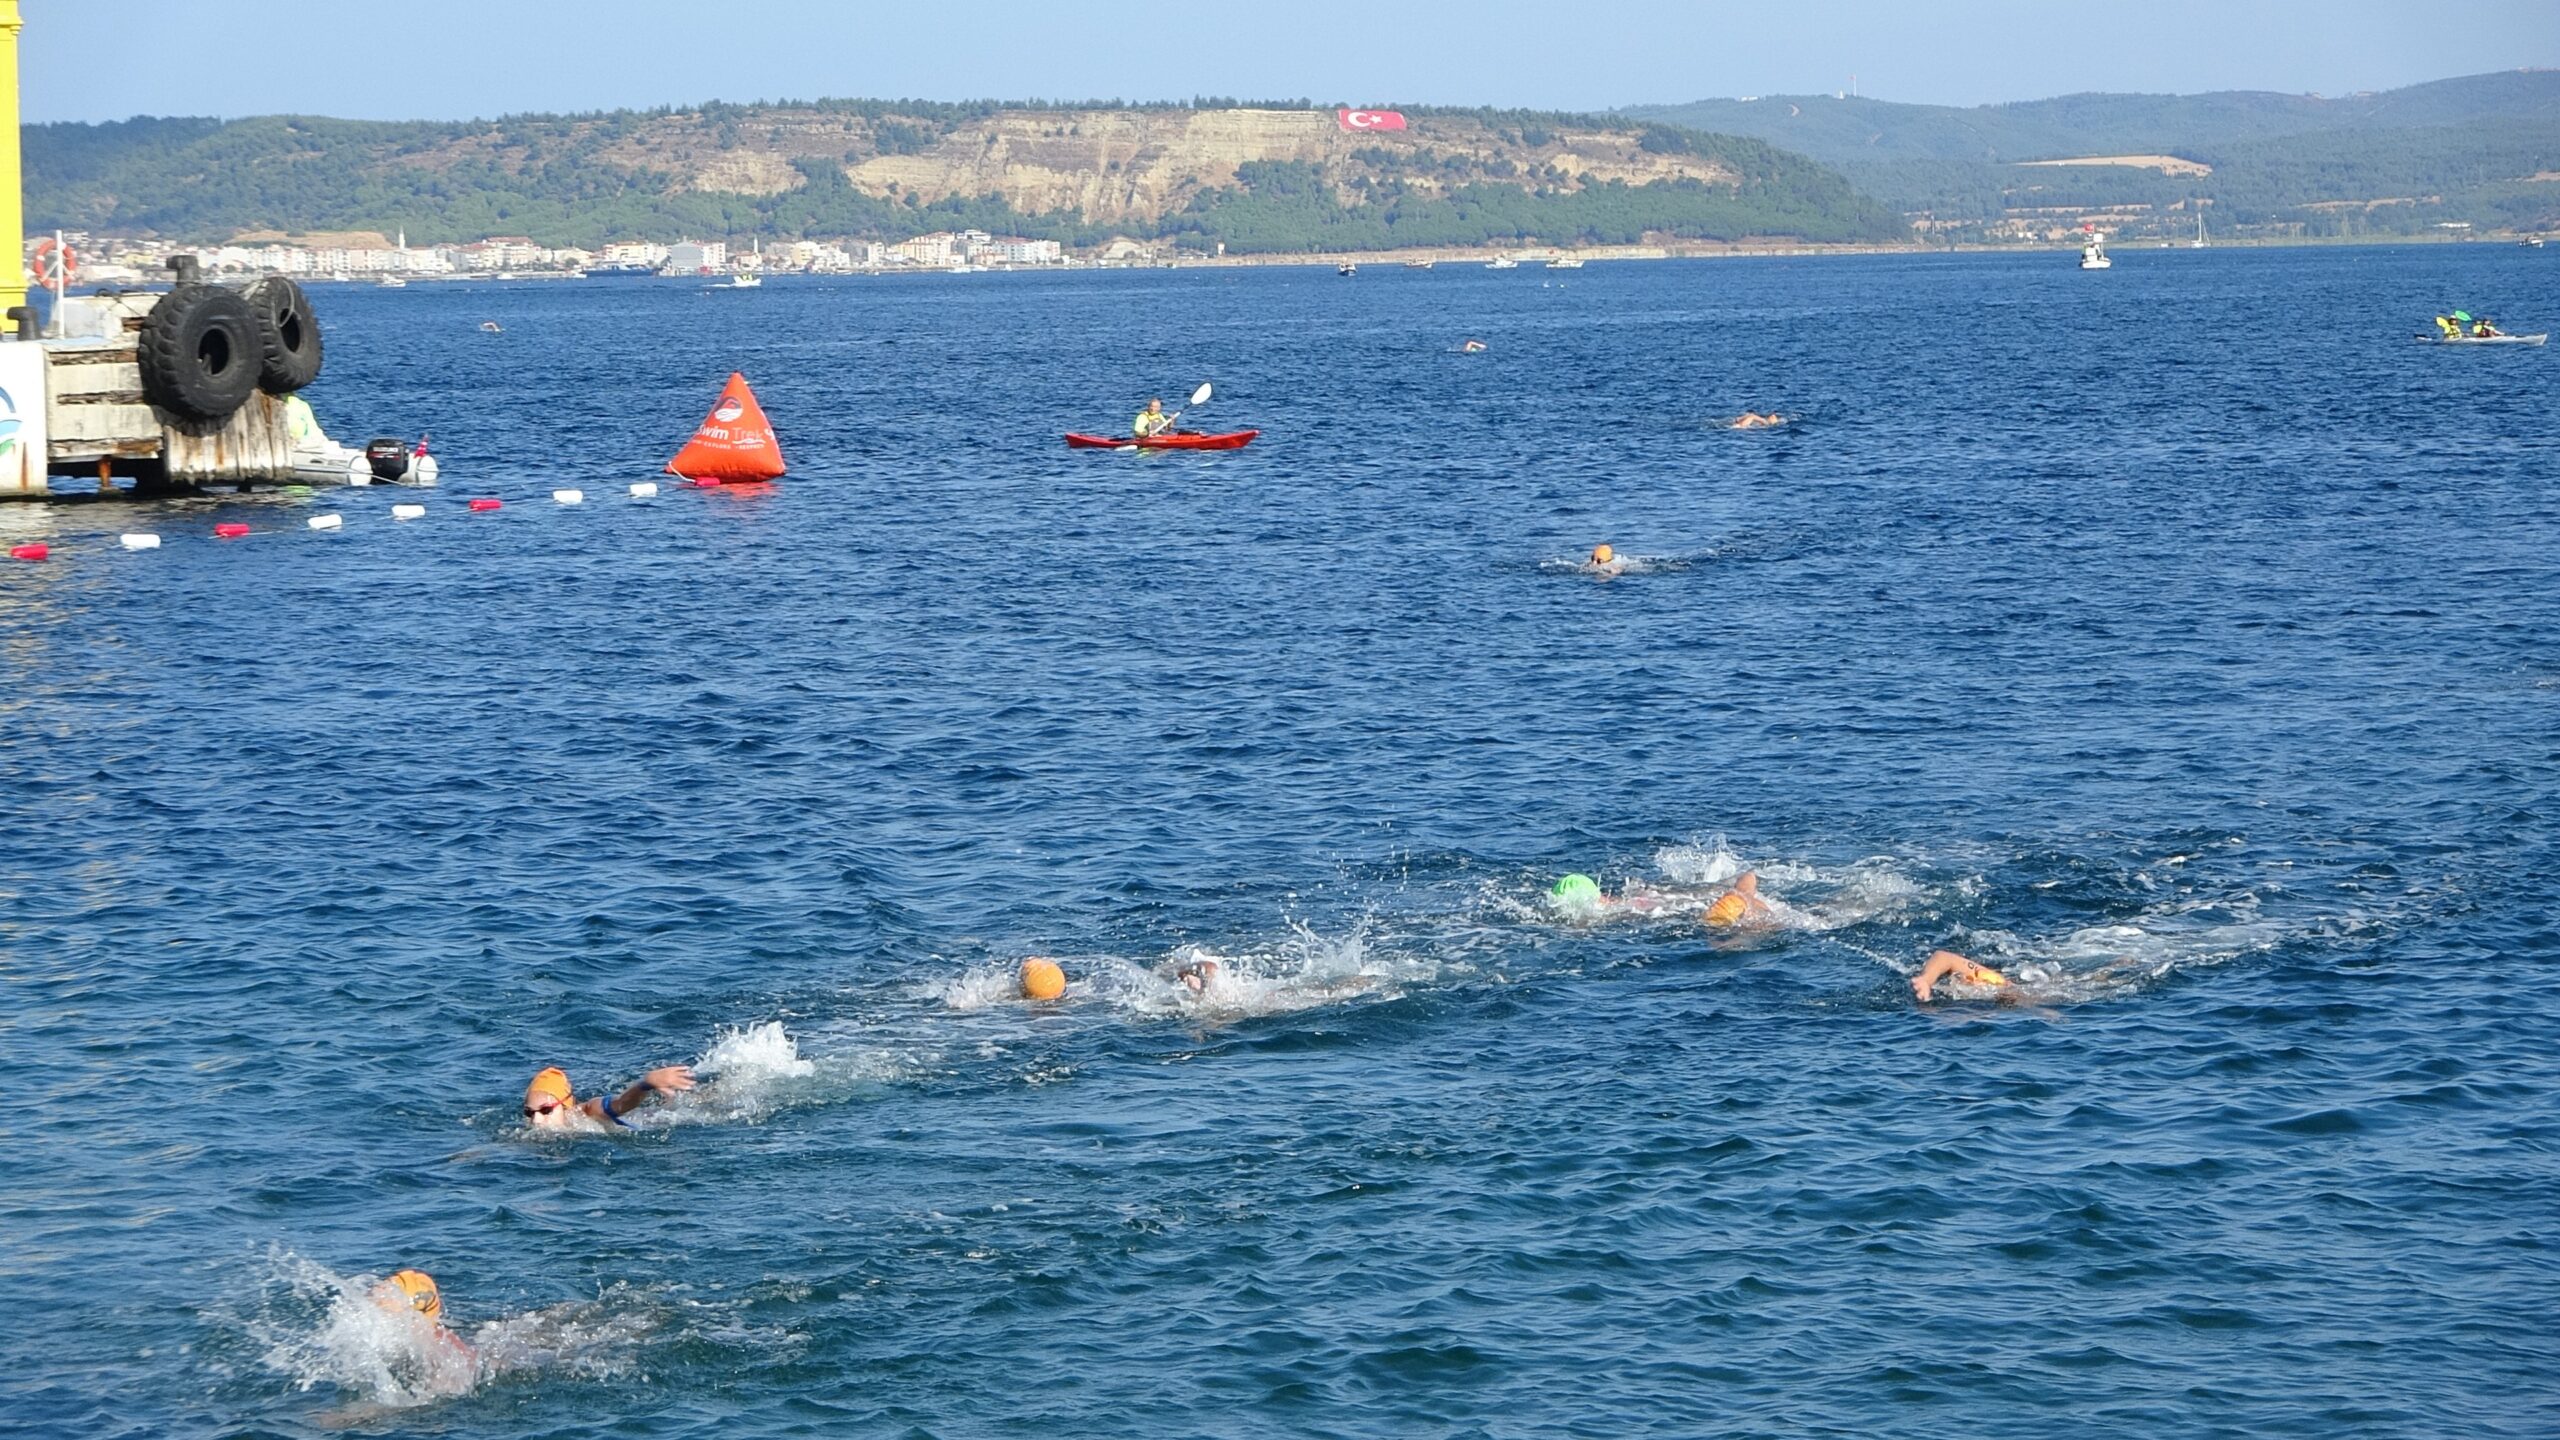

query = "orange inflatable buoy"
[666, 372, 785, 483]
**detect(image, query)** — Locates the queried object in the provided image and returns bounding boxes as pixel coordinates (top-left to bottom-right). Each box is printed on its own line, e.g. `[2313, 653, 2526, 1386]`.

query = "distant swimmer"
[1171, 958, 1219, 994]
[1020, 956, 1067, 1001]
[372, 1269, 477, 1367]
[1461, 338, 1488, 354]
[1910, 949, 2009, 1002]
[1133, 398, 1174, 439]
[1908, 947, 2141, 1004]
[521, 1062, 695, 1133]
[1731, 412, 1787, 430]
[1551, 872, 1665, 915]
[1584, 543, 1626, 577]
[1702, 871, 1776, 929]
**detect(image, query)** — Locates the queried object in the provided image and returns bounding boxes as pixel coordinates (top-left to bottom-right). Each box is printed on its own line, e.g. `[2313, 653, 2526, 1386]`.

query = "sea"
[2, 245, 2555, 1438]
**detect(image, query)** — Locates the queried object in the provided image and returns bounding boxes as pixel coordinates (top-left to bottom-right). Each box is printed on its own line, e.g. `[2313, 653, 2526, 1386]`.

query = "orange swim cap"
[1020, 957, 1066, 1001]
[380, 1269, 442, 1321]
[1591, 544, 1615, 565]
[1704, 892, 1748, 927]
[524, 1067, 572, 1107]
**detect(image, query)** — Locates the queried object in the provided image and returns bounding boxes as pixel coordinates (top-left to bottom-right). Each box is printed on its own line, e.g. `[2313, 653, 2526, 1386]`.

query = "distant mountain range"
[24, 101, 1902, 253]
[1624, 70, 2560, 240]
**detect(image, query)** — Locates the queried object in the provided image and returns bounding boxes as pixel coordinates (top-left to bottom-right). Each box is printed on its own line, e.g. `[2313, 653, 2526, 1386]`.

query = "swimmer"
[1461, 338, 1488, 354]
[1584, 543, 1626, 577]
[1910, 949, 2011, 1003]
[371, 1269, 477, 1364]
[1731, 411, 1787, 430]
[1702, 871, 1776, 929]
[521, 1062, 694, 1133]
[1020, 956, 1067, 1001]
[1172, 958, 1219, 994]
[1550, 872, 1665, 914]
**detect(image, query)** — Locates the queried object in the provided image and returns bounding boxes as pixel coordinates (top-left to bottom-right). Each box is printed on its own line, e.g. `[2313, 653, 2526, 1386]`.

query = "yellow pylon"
[0, 2, 22, 322]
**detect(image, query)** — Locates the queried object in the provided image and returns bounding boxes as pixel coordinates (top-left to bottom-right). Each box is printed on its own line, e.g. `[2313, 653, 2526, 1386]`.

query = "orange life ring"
[30, 237, 77, 284]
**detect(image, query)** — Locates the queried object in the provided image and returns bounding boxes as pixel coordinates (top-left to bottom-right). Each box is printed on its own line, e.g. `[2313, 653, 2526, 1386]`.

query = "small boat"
[2525, 237, 2547, 249]
[1338, 263, 1358, 276]
[1545, 256, 1584, 269]
[714, 271, 762, 289]
[478, 321, 503, 333]
[1064, 429, 1260, 451]
[2418, 332, 2548, 346]
[2079, 233, 2111, 270]
[2191, 213, 2207, 249]
[378, 275, 407, 288]
[1486, 256, 1520, 270]
[292, 435, 439, 488]
[1403, 259, 1435, 270]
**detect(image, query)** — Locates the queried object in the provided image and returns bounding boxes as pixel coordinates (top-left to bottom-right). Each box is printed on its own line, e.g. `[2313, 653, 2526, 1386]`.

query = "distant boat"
[1403, 259, 1435, 270]
[377, 275, 407, 288]
[1545, 256, 1584, 269]
[585, 262, 656, 278]
[2192, 213, 2207, 249]
[1338, 262, 1358, 276]
[1486, 256, 1520, 270]
[2080, 232, 2112, 270]
[2525, 237, 2547, 249]
[494, 271, 517, 281]
[715, 271, 762, 289]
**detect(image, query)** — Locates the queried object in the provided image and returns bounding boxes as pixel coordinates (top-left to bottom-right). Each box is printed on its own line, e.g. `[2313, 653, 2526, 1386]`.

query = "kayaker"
[2473, 318, 2502, 338]
[520, 1061, 695, 1133]
[1133, 398, 1173, 439]
[2435, 316, 2461, 340]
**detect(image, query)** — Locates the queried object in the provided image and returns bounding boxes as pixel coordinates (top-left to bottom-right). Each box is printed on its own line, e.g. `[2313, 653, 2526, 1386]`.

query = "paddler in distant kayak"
[1133, 398, 1175, 439]
[520, 1061, 695, 1133]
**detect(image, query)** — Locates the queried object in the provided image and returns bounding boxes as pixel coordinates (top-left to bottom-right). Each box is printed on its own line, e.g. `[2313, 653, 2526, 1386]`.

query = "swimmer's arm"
[1911, 950, 1970, 1002]
[591, 1065, 697, 1122]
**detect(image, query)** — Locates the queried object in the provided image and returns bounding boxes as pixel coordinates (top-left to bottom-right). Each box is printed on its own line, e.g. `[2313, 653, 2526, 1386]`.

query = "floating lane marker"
[552, 488, 584, 505]
[628, 482, 659, 499]
[307, 513, 344, 531]
[214, 523, 251, 539]
[391, 504, 427, 521]
[120, 533, 161, 550]
[8, 542, 48, 562]
[467, 498, 503, 512]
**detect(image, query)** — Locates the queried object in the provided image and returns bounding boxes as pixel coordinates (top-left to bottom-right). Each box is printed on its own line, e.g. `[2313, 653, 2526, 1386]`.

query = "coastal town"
[36, 226, 1110, 286]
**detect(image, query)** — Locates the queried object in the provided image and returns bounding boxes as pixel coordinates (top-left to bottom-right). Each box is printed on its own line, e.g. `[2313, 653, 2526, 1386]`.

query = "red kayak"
[1064, 429, 1260, 451]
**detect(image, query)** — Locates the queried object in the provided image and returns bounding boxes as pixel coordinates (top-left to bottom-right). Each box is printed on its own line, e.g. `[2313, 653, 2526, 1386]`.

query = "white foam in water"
[391, 504, 426, 520]
[629, 482, 659, 498]
[553, 489, 584, 505]
[306, 514, 344, 531]
[615, 1021, 907, 1128]
[119, 532, 160, 550]
[937, 923, 1434, 1025]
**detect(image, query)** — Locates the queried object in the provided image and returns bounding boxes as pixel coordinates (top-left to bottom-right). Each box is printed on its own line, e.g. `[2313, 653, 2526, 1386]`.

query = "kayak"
[1064, 429, 1260, 450]
[2417, 333, 2548, 346]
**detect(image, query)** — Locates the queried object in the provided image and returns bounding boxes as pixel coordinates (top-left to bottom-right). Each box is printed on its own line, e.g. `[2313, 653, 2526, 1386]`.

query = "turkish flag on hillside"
[1336, 109, 1407, 132]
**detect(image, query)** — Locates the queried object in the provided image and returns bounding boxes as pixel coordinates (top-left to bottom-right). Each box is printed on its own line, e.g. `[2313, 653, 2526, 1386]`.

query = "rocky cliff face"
[588, 106, 1739, 222]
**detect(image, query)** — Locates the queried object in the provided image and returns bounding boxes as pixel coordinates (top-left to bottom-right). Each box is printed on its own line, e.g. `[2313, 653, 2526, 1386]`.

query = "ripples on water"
[3, 248, 2557, 1438]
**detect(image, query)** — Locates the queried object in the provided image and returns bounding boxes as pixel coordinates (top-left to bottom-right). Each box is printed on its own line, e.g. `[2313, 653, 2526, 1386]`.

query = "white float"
[307, 513, 344, 531]
[629, 482, 659, 499]
[391, 503, 427, 520]
[119, 532, 161, 550]
[553, 488, 585, 505]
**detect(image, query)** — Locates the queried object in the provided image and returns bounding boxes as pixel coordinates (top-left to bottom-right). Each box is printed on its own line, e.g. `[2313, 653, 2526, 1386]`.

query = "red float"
[214, 523, 250, 539]
[468, 498, 503, 511]
[8, 542, 48, 561]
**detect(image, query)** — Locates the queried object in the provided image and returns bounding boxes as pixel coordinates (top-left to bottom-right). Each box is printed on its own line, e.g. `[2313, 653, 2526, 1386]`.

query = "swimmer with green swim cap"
[1550, 873, 1664, 915]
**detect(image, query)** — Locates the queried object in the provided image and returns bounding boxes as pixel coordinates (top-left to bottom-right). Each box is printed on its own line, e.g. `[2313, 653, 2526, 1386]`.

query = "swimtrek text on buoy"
[666, 372, 786, 484]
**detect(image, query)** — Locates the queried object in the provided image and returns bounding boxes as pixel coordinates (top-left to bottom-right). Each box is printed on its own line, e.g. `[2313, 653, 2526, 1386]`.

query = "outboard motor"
[364, 437, 411, 482]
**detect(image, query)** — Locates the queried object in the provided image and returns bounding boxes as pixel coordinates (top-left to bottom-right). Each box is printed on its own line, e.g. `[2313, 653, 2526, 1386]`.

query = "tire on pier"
[138, 285, 262, 422]
[245, 276, 324, 393]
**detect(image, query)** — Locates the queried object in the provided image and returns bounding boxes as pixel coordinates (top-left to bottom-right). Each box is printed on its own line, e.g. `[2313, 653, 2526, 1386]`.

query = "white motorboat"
[2080, 233, 2112, 270]
[715, 271, 762, 288]
[1486, 256, 1520, 270]
[290, 436, 440, 487]
[1545, 256, 1584, 269]
[378, 275, 407, 288]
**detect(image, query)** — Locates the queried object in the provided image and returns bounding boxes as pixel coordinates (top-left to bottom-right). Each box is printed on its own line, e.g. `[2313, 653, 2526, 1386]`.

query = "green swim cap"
[1552, 873, 1601, 907]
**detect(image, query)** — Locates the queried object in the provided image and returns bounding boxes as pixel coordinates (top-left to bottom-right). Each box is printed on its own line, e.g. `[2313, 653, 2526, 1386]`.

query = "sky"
[20, 0, 2560, 124]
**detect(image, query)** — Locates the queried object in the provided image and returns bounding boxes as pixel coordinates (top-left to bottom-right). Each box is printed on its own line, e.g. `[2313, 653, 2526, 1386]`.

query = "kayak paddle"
[1164, 381, 1213, 429]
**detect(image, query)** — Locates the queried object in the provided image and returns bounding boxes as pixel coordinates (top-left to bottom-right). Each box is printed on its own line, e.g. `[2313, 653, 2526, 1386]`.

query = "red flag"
[1336, 109, 1407, 133]
[666, 372, 786, 483]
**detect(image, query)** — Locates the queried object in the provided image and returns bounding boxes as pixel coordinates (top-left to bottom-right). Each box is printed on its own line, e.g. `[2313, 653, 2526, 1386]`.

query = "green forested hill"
[1626, 71, 2560, 238]
[25, 99, 1905, 251]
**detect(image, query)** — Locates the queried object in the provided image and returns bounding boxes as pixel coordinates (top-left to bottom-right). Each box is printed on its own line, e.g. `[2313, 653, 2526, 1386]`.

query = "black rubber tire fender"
[244, 276, 324, 393]
[138, 284, 261, 422]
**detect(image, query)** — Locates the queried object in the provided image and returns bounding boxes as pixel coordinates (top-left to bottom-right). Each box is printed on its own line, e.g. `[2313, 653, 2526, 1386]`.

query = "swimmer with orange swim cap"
[1910, 950, 2009, 1003]
[371, 1269, 477, 1362]
[1702, 871, 1776, 929]
[1020, 956, 1067, 1001]
[1584, 543, 1626, 577]
[521, 1061, 694, 1133]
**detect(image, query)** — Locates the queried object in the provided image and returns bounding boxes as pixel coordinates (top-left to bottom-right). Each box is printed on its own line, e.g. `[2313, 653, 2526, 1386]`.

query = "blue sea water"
[2, 246, 2557, 1438]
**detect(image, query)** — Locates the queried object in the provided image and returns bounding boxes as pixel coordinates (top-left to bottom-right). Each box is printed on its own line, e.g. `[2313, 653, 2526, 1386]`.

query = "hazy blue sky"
[22, 0, 2559, 123]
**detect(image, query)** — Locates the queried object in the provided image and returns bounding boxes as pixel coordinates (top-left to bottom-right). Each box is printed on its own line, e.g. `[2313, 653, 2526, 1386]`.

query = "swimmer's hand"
[645, 1065, 696, 1095]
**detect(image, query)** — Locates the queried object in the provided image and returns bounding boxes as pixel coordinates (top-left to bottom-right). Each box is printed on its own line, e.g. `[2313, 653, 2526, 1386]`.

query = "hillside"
[1626, 70, 2560, 239]
[25, 101, 1906, 253]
